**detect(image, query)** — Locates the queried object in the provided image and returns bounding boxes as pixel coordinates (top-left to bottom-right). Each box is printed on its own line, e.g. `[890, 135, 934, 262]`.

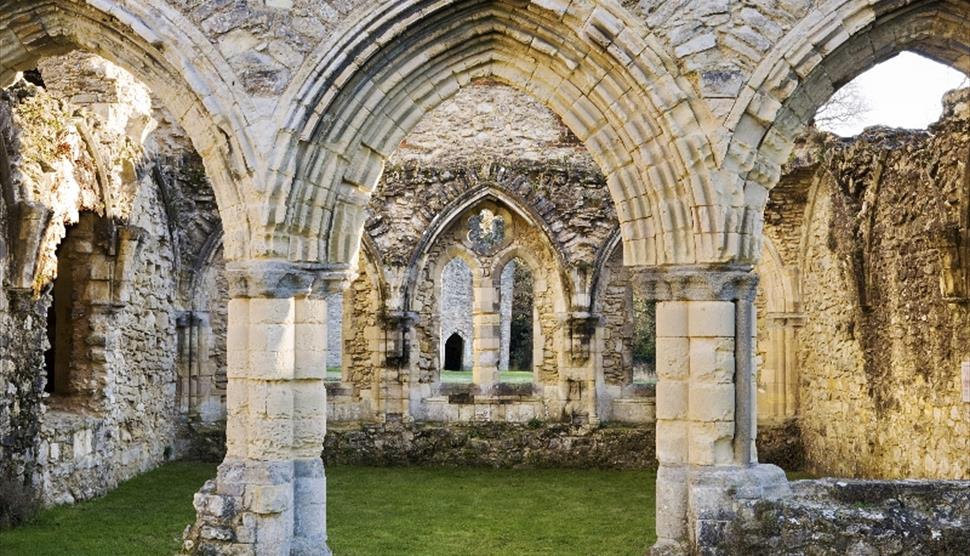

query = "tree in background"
[813, 81, 871, 130]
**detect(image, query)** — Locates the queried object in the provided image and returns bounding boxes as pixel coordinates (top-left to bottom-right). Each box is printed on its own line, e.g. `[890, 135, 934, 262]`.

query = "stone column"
[472, 275, 500, 390]
[184, 261, 347, 556]
[640, 266, 790, 555]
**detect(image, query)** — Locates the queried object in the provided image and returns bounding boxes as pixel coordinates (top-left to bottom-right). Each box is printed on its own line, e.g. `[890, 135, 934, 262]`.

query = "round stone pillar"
[183, 260, 348, 556]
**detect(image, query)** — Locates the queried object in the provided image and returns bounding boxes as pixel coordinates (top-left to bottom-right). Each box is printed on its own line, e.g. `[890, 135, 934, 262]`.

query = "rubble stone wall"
[0, 53, 224, 506]
[324, 421, 657, 469]
[760, 91, 970, 479]
[726, 479, 970, 555]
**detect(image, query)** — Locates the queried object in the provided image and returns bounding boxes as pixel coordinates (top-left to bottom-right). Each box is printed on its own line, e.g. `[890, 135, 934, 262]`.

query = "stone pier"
[183, 261, 344, 556]
[640, 267, 791, 554]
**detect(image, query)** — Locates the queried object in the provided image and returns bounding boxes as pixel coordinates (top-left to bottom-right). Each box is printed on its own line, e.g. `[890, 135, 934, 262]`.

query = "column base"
[688, 464, 791, 552]
[182, 458, 330, 556]
[649, 464, 791, 555]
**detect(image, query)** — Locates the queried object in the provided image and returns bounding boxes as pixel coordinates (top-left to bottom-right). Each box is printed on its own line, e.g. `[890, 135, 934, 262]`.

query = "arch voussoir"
[0, 0, 260, 260]
[724, 0, 970, 265]
[266, 0, 724, 268]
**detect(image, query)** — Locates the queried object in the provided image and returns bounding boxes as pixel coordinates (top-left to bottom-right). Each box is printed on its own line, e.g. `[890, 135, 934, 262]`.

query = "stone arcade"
[0, 1, 968, 555]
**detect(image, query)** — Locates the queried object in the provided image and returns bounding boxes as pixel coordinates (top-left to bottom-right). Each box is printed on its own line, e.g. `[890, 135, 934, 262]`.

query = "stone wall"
[324, 421, 656, 469]
[327, 249, 384, 422]
[726, 479, 970, 555]
[756, 90, 970, 480]
[0, 287, 48, 507]
[0, 53, 225, 506]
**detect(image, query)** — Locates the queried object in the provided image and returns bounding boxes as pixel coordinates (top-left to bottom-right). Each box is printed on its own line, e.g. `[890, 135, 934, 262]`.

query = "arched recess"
[324, 233, 389, 425]
[402, 186, 571, 313]
[432, 245, 481, 383]
[270, 0, 728, 267]
[723, 0, 970, 263]
[488, 243, 568, 387]
[0, 0, 258, 260]
[755, 235, 803, 421]
[586, 229, 659, 422]
[176, 227, 228, 422]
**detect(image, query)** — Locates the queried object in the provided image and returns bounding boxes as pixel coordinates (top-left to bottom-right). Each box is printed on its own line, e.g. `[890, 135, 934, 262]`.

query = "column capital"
[225, 259, 352, 298]
[629, 265, 759, 302]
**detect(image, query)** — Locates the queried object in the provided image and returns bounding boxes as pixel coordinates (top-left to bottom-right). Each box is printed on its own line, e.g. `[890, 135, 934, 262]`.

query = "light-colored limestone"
[2, 2, 967, 554]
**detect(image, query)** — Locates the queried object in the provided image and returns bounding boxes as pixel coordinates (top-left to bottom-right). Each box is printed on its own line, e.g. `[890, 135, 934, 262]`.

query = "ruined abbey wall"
[0, 53, 224, 505]
[756, 90, 970, 480]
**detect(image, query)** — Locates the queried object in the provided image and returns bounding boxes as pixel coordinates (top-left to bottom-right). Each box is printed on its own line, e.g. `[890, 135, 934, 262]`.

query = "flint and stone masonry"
[1, 1, 969, 555]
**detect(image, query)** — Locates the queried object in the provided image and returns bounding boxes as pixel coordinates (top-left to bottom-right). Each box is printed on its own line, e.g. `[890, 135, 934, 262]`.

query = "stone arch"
[185, 229, 225, 307]
[487, 227, 569, 317]
[356, 234, 390, 308]
[489, 243, 565, 385]
[436, 251, 476, 377]
[724, 0, 970, 263]
[0, 0, 258, 260]
[488, 246, 539, 283]
[759, 236, 799, 316]
[271, 0, 723, 267]
[755, 234, 802, 421]
[590, 228, 622, 315]
[402, 186, 570, 311]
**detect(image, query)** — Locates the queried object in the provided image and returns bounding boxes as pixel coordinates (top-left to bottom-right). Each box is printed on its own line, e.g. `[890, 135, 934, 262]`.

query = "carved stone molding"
[226, 259, 352, 299]
[627, 265, 759, 302]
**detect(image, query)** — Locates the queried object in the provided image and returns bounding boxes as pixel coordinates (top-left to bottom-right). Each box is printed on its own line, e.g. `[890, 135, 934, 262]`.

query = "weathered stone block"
[688, 337, 735, 383]
[244, 483, 292, 514]
[656, 420, 689, 464]
[657, 302, 689, 337]
[688, 421, 735, 465]
[656, 380, 688, 420]
[687, 301, 735, 337]
[656, 337, 690, 379]
[688, 383, 735, 422]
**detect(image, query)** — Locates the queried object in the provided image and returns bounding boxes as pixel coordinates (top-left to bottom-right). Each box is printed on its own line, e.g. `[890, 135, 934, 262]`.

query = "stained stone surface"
[726, 479, 970, 555]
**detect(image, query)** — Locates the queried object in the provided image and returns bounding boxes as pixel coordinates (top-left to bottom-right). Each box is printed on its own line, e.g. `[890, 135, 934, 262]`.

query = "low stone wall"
[176, 418, 228, 463]
[323, 421, 656, 469]
[726, 479, 970, 555]
[171, 419, 804, 471]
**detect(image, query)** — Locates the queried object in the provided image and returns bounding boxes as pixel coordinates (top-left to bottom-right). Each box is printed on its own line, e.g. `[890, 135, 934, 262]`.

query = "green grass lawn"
[0, 461, 215, 556]
[440, 370, 535, 384]
[1, 463, 656, 556]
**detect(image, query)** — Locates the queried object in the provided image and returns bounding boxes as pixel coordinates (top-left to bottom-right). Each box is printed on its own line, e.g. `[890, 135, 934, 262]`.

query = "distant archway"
[444, 333, 465, 371]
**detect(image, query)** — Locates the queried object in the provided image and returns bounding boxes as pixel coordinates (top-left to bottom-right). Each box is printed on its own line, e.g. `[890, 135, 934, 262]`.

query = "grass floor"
[1, 463, 656, 556]
[0, 461, 215, 556]
[440, 370, 535, 384]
